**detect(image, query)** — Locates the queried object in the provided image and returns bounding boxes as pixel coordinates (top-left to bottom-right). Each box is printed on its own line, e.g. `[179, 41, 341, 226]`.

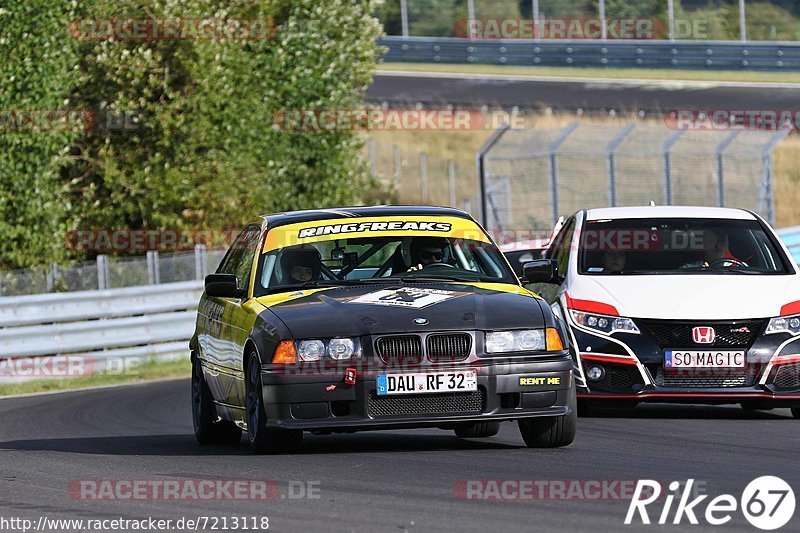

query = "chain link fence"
[0, 247, 226, 297]
[366, 138, 479, 213]
[479, 122, 788, 234]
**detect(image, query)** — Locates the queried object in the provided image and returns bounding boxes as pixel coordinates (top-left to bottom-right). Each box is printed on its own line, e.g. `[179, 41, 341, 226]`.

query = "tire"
[192, 355, 242, 445]
[792, 408, 800, 419]
[454, 421, 500, 438]
[517, 388, 577, 448]
[245, 352, 303, 454]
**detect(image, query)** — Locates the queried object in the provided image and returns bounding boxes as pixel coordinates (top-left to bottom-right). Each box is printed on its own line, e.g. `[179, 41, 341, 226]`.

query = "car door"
[204, 225, 263, 409]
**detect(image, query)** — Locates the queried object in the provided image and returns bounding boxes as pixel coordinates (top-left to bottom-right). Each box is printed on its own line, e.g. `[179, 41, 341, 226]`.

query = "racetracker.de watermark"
[67, 479, 320, 501]
[271, 108, 524, 131]
[665, 109, 800, 130]
[453, 479, 693, 501]
[0, 110, 141, 132]
[452, 18, 709, 40]
[69, 18, 278, 41]
[65, 229, 242, 253]
[0, 355, 146, 380]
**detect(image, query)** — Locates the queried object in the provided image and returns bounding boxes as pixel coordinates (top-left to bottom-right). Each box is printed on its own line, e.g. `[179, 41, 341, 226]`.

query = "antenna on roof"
[649, 200, 656, 206]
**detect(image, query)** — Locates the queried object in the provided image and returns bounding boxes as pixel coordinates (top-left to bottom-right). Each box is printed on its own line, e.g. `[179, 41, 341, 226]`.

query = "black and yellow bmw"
[190, 206, 576, 453]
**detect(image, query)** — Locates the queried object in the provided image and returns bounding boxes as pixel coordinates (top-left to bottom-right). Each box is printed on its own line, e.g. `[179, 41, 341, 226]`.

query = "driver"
[681, 228, 742, 269]
[407, 237, 449, 272]
[280, 247, 322, 284]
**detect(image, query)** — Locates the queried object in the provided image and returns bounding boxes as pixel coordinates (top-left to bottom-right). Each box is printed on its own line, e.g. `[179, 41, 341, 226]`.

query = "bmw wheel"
[192, 354, 242, 445]
[518, 388, 577, 448]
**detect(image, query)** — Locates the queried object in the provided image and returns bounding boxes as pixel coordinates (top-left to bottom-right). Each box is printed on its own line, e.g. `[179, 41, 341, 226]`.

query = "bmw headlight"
[486, 329, 546, 353]
[297, 339, 326, 361]
[570, 310, 640, 335]
[328, 338, 357, 359]
[296, 338, 362, 361]
[765, 315, 800, 335]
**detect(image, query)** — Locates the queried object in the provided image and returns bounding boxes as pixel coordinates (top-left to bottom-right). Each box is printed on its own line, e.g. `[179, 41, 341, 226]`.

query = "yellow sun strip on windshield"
[262, 216, 490, 252]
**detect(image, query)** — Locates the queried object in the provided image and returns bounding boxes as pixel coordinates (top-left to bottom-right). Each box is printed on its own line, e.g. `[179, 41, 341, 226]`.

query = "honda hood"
[568, 274, 800, 320]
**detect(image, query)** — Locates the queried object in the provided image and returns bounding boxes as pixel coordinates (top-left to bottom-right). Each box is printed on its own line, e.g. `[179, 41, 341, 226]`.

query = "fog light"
[587, 366, 605, 382]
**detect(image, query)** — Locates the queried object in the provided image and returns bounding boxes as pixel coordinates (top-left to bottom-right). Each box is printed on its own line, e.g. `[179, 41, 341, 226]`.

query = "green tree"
[0, 2, 82, 269]
[65, 0, 383, 247]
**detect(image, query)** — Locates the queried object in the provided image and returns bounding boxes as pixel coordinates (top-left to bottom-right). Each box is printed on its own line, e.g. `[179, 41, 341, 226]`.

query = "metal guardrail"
[378, 36, 800, 70]
[0, 281, 202, 381]
[0, 280, 202, 328]
[777, 227, 800, 264]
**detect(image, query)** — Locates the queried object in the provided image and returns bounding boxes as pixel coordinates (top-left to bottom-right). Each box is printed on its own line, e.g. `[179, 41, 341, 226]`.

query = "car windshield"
[255, 233, 517, 295]
[578, 218, 791, 275]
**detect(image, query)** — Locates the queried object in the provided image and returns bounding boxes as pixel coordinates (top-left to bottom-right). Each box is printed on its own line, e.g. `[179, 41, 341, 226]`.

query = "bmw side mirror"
[523, 259, 558, 284]
[205, 273, 246, 299]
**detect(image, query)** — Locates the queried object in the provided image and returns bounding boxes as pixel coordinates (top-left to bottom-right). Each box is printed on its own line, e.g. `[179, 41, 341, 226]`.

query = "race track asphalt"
[367, 71, 800, 114]
[0, 379, 797, 532]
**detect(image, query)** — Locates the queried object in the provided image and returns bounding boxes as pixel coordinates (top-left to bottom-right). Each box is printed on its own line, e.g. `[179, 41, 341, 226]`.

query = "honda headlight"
[765, 315, 800, 335]
[296, 338, 362, 361]
[486, 329, 546, 353]
[570, 310, 640, 335]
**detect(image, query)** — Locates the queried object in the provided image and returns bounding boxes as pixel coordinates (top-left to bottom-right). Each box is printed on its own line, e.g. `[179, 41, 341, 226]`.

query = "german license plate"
[665, 350, 745, 368]
[376, 371, 477, 395]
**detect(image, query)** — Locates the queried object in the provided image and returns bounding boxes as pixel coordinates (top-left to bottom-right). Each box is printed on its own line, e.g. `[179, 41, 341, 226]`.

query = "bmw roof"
[256, 205, 475, 228]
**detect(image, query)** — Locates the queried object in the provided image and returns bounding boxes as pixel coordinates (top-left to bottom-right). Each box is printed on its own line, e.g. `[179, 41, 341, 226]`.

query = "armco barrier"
[0, 281, 202, 382]
[777, 227, 800, 264]
[378, 36, 800, 71]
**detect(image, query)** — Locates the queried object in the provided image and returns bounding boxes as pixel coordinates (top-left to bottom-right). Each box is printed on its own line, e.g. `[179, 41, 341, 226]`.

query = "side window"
[546, 218, 575, 278]
[217, 226, 262, 290]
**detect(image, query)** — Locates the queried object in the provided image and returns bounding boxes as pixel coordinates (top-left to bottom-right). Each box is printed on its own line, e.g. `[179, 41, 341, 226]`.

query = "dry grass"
[365, 112, 800, 227]
[379, 62, 800, 84]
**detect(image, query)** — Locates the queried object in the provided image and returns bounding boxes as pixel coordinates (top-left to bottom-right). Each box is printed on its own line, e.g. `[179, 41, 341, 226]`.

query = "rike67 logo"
[626, 477, 795, 530]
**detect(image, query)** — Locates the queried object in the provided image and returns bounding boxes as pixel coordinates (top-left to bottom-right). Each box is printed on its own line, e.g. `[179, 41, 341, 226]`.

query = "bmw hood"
[256, 282, 546, 338]
[568, 274, 800, 320]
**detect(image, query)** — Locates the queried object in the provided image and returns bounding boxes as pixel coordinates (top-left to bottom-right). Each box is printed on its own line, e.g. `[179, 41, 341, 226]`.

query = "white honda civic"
[523, 206, 800, 417]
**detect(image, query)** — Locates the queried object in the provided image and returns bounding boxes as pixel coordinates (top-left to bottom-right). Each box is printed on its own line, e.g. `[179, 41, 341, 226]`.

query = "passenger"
[602, 250, 626, 273]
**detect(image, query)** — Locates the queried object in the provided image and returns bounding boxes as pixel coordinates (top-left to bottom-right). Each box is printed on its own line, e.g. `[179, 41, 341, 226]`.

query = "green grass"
[0, 358, 190, 397]
[378, 62, 800, 84]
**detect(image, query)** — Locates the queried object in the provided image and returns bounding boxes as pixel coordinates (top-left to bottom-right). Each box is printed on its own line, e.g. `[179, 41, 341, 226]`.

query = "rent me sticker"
[348, 287, 464, 309]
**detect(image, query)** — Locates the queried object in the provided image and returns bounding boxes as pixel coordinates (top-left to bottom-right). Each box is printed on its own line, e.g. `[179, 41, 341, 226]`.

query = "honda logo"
[692, 326, 716, 344]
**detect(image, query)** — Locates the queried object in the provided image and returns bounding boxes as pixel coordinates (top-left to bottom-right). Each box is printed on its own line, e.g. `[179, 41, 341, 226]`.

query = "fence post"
[393, 145, 401, 194]
[663, 130, 685, 205]
[448, 160, 456, 206]
[46, 262, 56, 292]
[715, 131, 742, 208]
[400, 0, 409, 38]
[668, 0, 675, 41]
[194, 244, 207, 280]
[739, 0, 746, 43]
[147, 250, 161, 285]
[532, 0, 540, 40]
[598, 0, 607, 41]
[606, 124, 636, 207]
[420, 152, 428, 203]
[547, 123, 579, 226]
[476, 123, 511, 228]
[97, 255, 109, 290]
[467, 0, 476, 39]
[761, 131, 789, 226]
